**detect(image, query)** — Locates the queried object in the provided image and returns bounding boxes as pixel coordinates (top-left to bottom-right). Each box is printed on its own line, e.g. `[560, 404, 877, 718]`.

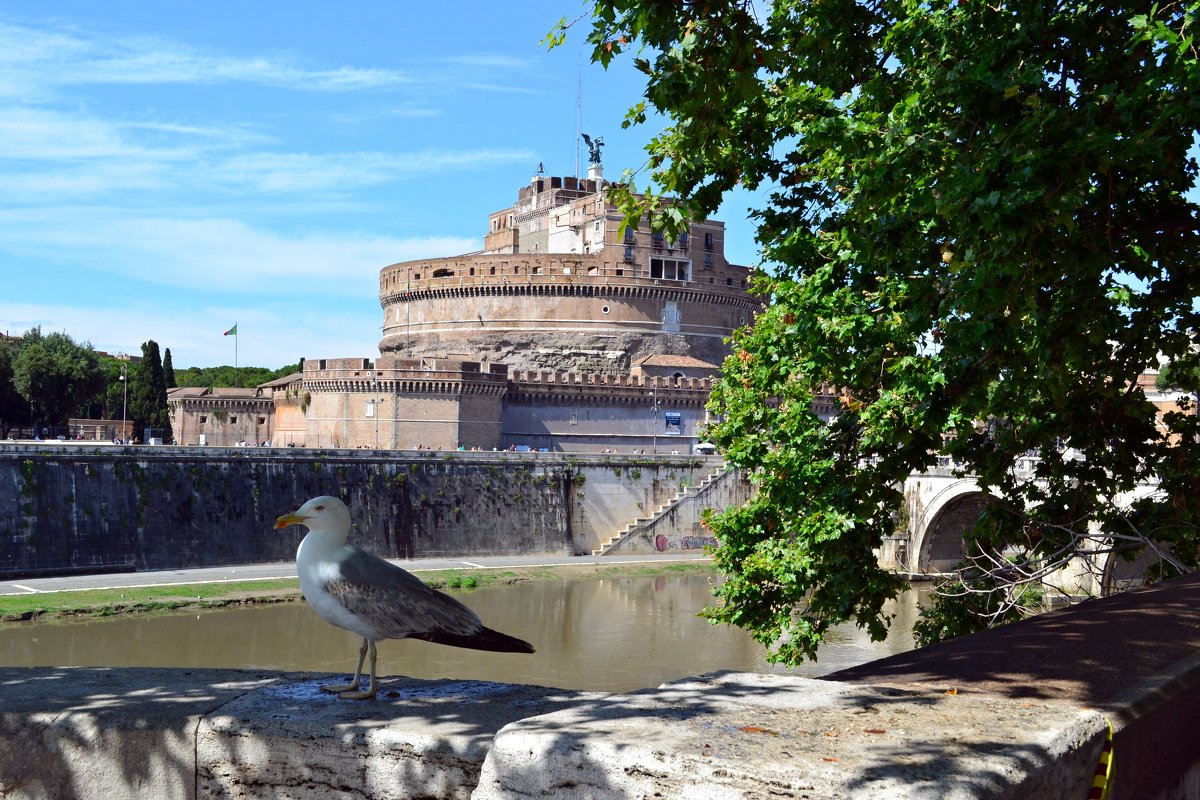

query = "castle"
[171, 158, 761, 452]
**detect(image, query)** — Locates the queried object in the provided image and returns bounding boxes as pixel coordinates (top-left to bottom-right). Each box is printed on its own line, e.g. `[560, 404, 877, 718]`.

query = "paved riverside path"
[0, 553, 709, 596]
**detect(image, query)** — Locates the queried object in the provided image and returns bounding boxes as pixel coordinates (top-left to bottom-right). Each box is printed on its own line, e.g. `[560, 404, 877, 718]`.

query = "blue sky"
[0, 2, 764, 369]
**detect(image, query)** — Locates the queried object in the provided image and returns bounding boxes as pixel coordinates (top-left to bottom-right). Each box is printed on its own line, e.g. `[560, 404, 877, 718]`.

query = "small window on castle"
[470, 267, 475, 276]
[615, 268, 624, 276]
[490, 266, 496, 275]
[624, 227, 635, 243]
[257, 417, 266, 425]
[624, 246, 635, 262]
[601, 305, 611, 315]
[433, 268, 454, 278]
[230, 416, 238, 424]
[199, 415, 208, 424]
[679, 232, 688, 248]
[726, 278, 733, 286]
[414, 273, 422, 280]
[704, 253, 713, 267]
[594, 221, 602, 232]
[704, 232, 714, 250]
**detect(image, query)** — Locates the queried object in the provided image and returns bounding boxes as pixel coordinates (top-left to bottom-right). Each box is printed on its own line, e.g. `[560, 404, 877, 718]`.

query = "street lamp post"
[371, 382, 386, 449]
[119, 363, 127, 444]
[651, 384, 658, 455]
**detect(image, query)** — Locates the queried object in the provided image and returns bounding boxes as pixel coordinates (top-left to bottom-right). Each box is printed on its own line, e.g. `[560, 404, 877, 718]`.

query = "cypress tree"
[162, 347, 177, 388]
[129, 340, 172, 443]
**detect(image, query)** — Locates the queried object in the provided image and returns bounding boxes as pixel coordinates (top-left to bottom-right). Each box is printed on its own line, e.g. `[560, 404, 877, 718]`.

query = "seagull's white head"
[275, 495, 352, 537]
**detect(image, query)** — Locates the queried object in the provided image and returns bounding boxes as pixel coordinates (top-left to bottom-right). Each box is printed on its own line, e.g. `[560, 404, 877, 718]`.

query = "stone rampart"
[0, 445, 726, 576]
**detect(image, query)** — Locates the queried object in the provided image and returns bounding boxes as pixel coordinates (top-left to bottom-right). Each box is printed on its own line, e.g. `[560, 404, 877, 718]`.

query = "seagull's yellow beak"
[275, 512, 308, 529]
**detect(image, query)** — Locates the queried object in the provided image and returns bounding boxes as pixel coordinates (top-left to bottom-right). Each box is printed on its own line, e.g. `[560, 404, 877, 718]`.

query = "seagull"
[275, 495, 534, 700]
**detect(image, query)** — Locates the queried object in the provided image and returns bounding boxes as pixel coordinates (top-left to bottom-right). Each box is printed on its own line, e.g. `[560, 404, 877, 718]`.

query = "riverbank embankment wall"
[0, 445, 739, 577]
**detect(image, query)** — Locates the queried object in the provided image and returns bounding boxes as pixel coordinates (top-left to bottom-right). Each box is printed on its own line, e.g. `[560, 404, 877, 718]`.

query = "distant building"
[168, 386, 274, 447]
[282, 162, 761, 452]
[378, 165, 755, 376]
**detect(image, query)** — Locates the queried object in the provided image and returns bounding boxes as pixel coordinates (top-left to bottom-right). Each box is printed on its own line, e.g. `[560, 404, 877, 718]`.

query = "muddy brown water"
[0, 575, 927, 693]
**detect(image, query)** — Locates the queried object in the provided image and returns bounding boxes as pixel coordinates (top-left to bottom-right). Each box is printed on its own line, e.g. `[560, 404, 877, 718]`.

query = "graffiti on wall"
[655, 533, 718, 552]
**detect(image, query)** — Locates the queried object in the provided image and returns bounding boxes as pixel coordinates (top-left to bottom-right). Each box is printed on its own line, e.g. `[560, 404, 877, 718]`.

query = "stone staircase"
[591, 466, 727, 555]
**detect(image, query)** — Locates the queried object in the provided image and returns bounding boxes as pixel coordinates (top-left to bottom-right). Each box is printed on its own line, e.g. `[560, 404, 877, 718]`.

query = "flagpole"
[225, 323, 239, 386]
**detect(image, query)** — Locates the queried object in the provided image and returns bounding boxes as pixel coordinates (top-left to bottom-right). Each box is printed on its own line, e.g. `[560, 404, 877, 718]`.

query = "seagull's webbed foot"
[322, 637, 369, 694]
[338, 640, 379, 700]
[321, 677, 360, 694]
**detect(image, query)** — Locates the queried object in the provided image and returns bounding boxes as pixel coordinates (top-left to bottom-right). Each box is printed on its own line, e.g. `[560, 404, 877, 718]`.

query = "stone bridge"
[881, 460, 1164, 594]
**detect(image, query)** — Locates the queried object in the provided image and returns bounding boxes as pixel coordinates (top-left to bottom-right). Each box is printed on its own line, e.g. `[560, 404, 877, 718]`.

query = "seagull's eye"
[315, 505, 325, 511]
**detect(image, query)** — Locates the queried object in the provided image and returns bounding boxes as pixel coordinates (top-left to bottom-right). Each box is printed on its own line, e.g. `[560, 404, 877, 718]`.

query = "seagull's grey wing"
[325, 546, 485, 640]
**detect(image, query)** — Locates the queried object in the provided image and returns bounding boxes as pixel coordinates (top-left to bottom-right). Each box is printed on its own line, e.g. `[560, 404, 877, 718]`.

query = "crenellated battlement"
[300, 355, 508, 397]
[379, 253, 753, 305]
[505, 369, 712, 408]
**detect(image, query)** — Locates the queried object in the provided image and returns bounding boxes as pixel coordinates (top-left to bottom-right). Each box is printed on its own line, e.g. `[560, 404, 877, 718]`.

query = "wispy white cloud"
[0, 19, 544, 101]
[0, 20, 415, 98]
[0, 105, 533, 200]
[0, 107, 231, 163]
[0, 300, 382, 368]
[0, 162, 171, 198]
[0, 208, 478, 293]
[203, 148, 535, 194]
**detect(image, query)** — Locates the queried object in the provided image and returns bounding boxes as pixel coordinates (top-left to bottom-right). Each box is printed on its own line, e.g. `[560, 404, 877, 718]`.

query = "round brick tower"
[379, 171, 759, 376]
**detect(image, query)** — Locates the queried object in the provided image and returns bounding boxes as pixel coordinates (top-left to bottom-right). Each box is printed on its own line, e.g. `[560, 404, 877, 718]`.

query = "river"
[0, 574, 927, 693]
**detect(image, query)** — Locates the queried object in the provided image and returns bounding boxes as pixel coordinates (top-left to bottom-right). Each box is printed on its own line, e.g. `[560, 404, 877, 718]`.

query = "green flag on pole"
[224, 323, 238, 336]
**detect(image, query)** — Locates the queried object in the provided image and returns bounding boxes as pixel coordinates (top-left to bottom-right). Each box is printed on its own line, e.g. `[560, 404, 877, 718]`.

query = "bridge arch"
[908, 478, 997, 574]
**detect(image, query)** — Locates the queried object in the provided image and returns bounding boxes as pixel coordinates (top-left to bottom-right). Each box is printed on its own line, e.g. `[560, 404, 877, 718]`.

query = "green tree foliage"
[1157, 359, 1200, 392]
[162, 348, 177, 389]
[173, 364, 297, 389]
[93, 358, 131, 421]
[564, 1, 1200, 662]
[11, 328, 106, 427]
[0, 341, 30, 433]
[128, 340, 172, 441]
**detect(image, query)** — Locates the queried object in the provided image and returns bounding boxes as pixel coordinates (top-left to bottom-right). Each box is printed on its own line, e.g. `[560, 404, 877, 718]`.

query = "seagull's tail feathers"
[412, 627, 535, 654]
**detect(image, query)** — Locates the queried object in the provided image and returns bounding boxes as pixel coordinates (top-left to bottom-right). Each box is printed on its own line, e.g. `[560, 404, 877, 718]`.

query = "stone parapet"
[0, 668, 596, 800]
[302, 356, 509, 397]
[380, 254, 753, 304]
[830, 571, 1200, 800]
[0, 668, 1113, 799]
[476, 672, 1107, 799]
[10, 576, 1200, 798]
[505, 369, 712, 407]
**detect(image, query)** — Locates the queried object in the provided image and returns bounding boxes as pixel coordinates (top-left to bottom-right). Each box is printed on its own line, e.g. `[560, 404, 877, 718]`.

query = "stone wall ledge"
[0, 667, 1109, 799]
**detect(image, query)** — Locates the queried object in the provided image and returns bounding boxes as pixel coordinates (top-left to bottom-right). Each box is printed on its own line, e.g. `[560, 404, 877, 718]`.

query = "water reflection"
[0, 575, 927, 693]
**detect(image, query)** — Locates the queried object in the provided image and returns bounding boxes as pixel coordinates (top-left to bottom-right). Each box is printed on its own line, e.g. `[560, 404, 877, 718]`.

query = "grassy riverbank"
[0, 561, 715, 623]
